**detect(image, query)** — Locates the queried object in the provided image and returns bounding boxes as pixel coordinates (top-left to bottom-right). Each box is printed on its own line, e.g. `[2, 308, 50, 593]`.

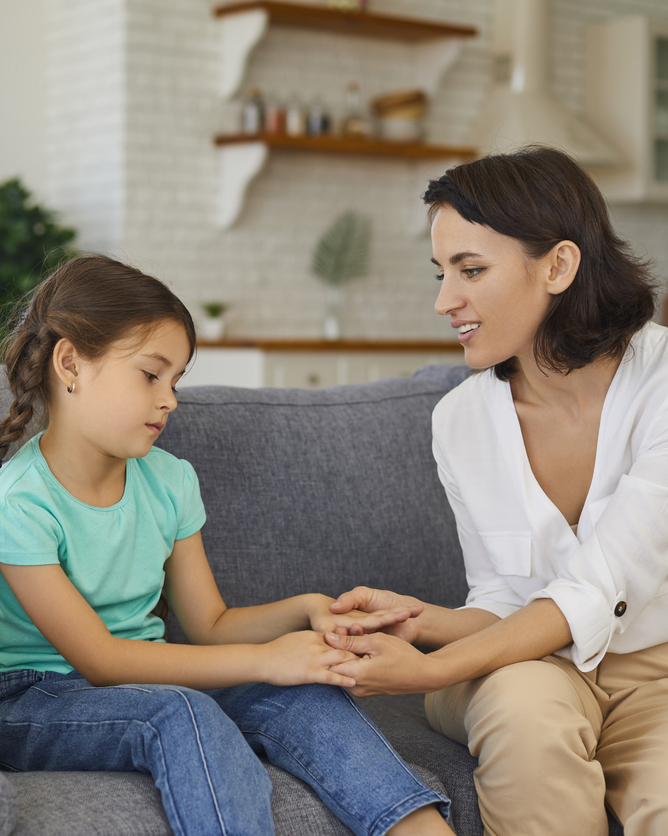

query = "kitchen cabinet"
[212, 1, 478, 227]
[585, 16, 668, 202]
[186, 339, 464, 388]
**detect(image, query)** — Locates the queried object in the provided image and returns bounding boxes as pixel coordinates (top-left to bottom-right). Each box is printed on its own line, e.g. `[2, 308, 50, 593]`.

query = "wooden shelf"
[213, 2, 477, 42]
[197, 338, 463, 352]
[214, 132, 476, 160]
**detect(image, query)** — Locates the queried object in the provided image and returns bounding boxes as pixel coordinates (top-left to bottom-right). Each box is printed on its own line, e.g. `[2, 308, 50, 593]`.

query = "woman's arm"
[0, 557, 359, 690]
[329, 586, 500, 646]
[327, 597, 572, 696]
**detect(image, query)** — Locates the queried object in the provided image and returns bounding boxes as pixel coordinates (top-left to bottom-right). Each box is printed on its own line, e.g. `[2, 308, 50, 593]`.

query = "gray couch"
[0, 364, 623, 836]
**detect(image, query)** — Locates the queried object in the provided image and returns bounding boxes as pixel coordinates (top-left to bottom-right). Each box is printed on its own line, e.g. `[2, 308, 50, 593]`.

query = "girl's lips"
[146, 423, 164, 435]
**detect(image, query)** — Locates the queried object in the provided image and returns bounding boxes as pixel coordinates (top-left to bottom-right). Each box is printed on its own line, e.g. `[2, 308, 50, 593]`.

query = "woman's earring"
[67, 382, 75, 394]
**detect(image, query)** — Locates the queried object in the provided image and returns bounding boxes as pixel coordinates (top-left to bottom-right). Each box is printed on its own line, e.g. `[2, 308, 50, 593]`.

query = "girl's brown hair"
[423, 145, 657, 380]
[0, 254, 196, 464]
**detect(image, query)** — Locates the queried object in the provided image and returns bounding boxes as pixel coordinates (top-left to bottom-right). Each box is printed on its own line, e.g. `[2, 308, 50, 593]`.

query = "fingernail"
[327, 632, 339, 641]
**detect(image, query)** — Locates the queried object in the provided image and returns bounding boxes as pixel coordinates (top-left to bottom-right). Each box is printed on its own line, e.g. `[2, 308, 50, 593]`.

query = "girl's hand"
[328, 586, 425, 644]
[258, 630, 359, 688]
[324, 632, 441, 697]
[307, 592, 422, 638]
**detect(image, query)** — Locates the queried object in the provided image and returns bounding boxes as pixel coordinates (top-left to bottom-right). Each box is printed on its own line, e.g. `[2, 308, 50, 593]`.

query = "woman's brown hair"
[423, 145, 657, 380]
[0, 254, 196, 464]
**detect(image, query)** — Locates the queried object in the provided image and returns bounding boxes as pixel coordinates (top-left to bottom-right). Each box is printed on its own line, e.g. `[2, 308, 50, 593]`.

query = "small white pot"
[199, 317, 226, 341]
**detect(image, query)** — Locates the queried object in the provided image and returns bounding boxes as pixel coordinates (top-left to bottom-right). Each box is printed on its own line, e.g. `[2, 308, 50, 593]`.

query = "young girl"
[0, 255, 452, 836]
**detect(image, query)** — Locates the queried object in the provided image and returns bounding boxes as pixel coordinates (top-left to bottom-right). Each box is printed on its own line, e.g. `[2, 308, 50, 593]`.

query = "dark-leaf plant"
[0, 178, 77, 339]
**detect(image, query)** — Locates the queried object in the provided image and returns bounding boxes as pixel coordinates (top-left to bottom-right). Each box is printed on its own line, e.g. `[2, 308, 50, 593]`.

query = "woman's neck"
[510, 352, 624, 416]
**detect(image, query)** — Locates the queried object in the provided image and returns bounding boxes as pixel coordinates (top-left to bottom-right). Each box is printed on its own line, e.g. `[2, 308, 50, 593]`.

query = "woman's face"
[431, 204, 554, 370]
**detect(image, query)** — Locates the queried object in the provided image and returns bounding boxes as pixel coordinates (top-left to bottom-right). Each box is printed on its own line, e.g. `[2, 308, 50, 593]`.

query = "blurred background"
[2, 0, 668, 386]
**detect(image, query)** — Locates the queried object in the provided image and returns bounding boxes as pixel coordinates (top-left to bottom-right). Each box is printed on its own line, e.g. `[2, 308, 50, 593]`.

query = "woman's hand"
[324, 632, 442, 697]
[307, 592, 422, 638]
[328, 586, 425, 643]
[258, 630, 359, 688]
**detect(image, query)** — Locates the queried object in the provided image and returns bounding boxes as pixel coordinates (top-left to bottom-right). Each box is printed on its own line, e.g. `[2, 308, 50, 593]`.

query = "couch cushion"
[153, 371, 472, 642]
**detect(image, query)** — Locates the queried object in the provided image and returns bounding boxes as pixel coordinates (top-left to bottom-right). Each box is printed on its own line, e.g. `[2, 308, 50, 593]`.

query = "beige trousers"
[425, 643, 668, 836]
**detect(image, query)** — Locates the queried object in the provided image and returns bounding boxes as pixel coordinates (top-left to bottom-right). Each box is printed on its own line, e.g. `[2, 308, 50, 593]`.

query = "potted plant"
[0, 178, 77, 340]
[311, 210, 371, 340]
[199, 301, 229, 341]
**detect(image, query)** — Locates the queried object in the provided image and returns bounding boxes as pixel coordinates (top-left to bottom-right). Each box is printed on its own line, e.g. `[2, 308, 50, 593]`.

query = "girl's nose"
[161, 387, 178, 412]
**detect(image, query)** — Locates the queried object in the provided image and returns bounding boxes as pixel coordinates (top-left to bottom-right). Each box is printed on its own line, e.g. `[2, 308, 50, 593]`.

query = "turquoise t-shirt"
[0, 433, 206, 673]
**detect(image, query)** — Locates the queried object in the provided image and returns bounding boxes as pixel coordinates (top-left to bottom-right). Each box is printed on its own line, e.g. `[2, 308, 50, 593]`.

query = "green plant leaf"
[311, 211, 371, 286]
[0, 178, 77, 332]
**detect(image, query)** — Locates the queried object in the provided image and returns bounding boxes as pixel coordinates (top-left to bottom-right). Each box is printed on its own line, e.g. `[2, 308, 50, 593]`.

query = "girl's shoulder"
[0, 435, 46, 504]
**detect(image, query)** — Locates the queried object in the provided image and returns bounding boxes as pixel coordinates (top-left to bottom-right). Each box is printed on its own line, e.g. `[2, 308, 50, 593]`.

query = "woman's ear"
[51, 338, 80, 392]
[546, 240, 580, 296]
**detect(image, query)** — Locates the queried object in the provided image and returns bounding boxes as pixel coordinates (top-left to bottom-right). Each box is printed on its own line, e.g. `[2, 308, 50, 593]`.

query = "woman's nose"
[434, 278, 462, 317]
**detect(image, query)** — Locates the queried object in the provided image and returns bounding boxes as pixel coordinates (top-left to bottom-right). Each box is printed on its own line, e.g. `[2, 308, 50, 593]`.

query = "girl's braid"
[0, 316, 55, 465]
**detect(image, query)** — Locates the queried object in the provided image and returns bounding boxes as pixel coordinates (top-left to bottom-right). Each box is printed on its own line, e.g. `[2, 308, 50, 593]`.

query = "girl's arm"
[0, 558, 358, 690]
[164, 533, 420, 644]
[326, 597, 572, 696]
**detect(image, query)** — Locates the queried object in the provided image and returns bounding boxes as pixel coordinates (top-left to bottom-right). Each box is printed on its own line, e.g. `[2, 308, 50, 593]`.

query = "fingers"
[325, 631, 381, 655]
[329, 586, 372, 614]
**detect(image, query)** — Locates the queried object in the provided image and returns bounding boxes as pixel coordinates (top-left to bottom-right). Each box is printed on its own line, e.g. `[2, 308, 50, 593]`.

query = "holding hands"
[307, 589, 423, 641]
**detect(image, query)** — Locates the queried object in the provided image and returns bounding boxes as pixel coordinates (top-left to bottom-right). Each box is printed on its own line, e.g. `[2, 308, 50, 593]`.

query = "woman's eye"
[144, 371, 158, 382]
[171, 387, 179, 395]
[462, 267, 483, 279]
[434, 273, 444, 282]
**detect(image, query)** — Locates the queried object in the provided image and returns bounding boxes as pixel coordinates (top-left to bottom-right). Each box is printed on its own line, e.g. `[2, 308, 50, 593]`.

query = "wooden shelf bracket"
[219, 7, 269, 99]
[216, 141, 268, 228]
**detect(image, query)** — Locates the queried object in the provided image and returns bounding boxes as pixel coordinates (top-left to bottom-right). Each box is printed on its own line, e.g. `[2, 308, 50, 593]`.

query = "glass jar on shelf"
[241, 87, 264, 135]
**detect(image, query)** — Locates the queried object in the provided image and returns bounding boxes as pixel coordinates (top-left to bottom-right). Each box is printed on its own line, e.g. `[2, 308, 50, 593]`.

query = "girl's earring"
[67, 382, 76, 394]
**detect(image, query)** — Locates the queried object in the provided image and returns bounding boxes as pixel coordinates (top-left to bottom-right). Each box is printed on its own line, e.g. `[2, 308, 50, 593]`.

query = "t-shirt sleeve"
[175, 459, 207, 541]
[0, 499, 61, 565]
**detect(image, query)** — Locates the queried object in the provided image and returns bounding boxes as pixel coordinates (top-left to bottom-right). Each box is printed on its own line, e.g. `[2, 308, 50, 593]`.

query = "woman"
[324, 146, 668, 836]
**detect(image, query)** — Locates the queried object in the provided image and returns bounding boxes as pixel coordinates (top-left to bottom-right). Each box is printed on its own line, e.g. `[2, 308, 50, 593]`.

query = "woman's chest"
[515, 404, 602, 526]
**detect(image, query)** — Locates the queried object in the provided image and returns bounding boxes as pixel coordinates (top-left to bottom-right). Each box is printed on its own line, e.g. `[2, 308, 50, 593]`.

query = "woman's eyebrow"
[449, 251, 483, 265]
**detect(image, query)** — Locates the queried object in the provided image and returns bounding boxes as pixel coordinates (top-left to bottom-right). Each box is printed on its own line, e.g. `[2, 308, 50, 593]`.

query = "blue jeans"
[0, 670, 449, 836]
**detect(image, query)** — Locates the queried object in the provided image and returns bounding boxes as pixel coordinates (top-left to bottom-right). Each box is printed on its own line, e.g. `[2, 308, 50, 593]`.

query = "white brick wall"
[45, 0, 668, 338]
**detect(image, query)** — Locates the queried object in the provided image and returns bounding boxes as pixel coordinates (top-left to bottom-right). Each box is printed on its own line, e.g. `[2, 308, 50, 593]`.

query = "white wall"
[3, 0, 668, 336]
[0, 0, 47, 197]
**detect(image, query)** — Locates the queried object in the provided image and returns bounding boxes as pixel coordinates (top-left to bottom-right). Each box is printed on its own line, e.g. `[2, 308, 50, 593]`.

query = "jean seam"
[164, 688, 229, 836]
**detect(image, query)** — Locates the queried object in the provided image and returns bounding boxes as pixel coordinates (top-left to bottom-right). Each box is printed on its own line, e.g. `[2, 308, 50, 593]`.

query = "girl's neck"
[39, 425, 128, 508]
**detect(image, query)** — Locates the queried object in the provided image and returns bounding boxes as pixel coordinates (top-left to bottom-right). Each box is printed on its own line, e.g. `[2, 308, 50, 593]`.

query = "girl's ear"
[545, 240, 580, 296]
[52, 338, 80, 392]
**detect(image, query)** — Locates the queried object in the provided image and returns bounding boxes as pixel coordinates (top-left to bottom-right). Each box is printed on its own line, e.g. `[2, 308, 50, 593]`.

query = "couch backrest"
[0, 365, 471, 643]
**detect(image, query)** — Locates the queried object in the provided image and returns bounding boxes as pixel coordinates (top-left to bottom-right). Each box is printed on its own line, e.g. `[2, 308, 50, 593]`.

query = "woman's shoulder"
[432, 368, 499, 425]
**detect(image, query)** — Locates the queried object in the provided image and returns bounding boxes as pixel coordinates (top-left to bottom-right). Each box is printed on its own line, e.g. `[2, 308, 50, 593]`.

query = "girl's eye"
[171, 387, 179, 395]
[462, 267, 484, 279]
[434, 273, 444, 282]
[144, 371, 158, 382]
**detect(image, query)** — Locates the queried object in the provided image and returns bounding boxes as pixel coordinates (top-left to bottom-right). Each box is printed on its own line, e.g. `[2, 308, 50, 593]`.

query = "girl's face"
[430, 204, 555, 370]
[69, 319, 191, 462]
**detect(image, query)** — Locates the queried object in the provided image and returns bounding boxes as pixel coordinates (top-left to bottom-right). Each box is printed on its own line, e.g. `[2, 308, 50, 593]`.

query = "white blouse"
[432, 322, 668, 671]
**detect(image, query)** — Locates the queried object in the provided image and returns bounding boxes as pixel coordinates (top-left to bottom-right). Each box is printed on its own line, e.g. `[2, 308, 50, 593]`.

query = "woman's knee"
[465, 661, 600, 759]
